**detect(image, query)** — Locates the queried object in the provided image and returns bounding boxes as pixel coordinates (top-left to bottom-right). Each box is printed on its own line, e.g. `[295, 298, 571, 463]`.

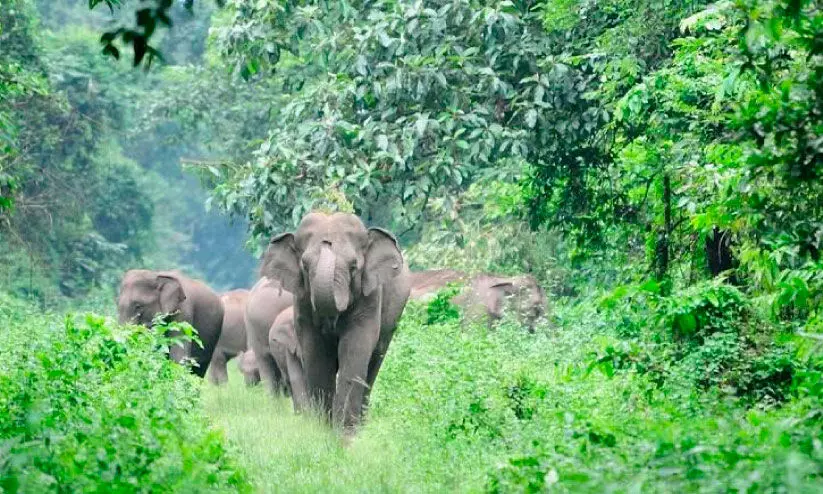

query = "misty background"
[1, 0, 257, 302]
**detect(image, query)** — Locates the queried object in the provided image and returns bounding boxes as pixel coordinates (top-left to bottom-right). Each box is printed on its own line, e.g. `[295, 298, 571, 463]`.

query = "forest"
[1, 0, 822, 491]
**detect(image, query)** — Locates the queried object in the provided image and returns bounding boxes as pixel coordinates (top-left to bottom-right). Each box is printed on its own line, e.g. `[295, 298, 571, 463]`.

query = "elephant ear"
[260, 232, 301, 293]
[157, 275, 186, 315]
[362, 227, 403, 296]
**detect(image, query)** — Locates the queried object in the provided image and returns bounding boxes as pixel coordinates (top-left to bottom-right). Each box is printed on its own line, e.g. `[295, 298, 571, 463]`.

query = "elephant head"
[117, 269, 186, 326]
[261, 213, 403, 327]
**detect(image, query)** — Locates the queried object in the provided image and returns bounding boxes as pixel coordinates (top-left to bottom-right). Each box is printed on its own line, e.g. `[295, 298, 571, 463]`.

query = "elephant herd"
[117, 212, 547, 435]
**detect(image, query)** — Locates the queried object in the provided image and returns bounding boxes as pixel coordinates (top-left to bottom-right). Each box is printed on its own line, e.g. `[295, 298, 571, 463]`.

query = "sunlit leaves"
[207, 0, 549, 237]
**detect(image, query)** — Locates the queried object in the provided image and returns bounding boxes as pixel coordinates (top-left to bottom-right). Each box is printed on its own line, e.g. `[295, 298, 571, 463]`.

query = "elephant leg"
[286, 353, 309, 413]
[299, 330, 337, 420]
[362, 330, 395, 410]
[333, 326, 379, 433]
[208, 351, 229, 385]
[189, 328, 220, 379]
[271, 346, 293, 396]
[257, 351, 287, 397]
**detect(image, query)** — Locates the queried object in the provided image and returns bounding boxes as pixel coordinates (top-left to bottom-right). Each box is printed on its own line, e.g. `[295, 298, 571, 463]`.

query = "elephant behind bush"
[117, 269, 223, 378]
[409, 269, 548, 332]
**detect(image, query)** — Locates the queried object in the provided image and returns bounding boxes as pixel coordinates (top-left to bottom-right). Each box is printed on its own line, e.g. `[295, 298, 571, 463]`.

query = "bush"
[369, 293, 823, 492]
[0, 294, 250, 493]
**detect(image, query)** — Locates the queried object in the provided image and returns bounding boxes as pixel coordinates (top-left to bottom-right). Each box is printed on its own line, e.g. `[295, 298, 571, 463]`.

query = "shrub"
[425, 283, 463, 325]
[0, 294, 250, 493]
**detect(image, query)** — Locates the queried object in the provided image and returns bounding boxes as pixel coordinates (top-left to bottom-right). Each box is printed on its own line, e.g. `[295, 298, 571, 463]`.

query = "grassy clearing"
[202, 368, 444, 493]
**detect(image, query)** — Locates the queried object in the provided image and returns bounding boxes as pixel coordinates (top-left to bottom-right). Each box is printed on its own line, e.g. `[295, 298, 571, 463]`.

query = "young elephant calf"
[268, 307, 309, 412]
[117, 269, 223, 378]
[244, 276, 294, 396]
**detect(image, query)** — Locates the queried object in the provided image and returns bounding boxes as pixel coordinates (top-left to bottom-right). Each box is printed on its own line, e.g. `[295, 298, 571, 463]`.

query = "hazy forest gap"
[2, 0, 823, 492]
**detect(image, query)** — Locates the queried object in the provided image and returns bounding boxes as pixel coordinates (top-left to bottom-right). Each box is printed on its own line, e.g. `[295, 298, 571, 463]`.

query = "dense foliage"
[0, 0, 255, 302]
[1, 0, 822, 491]
[371, 298, 823, 491]
[0, 294, 250, 492]
[200, 295, 823, 492]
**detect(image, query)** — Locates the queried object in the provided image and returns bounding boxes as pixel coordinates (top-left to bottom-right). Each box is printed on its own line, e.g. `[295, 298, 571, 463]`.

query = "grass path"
[201, 370, 427, 494]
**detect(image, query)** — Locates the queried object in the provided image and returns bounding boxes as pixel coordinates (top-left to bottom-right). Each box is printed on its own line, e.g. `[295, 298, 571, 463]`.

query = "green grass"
[202, 373, 412, 493]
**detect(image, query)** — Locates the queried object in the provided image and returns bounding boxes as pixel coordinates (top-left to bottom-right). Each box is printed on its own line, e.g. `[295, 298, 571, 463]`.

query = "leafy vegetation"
[0, 0, 255, 304]
[0, 293, 250, 492]
[1, 0, 822, 491]
[199, 297, 823, 492]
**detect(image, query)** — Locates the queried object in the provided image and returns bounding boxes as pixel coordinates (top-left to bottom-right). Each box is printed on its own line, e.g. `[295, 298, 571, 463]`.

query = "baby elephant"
[117, 269, 223, 378]
[268, 307, 309, 412]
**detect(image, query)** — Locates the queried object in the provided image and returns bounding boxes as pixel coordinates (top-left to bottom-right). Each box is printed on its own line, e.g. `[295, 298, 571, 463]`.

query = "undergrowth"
[202, 288, 823, 492]
[0, 293, 250, 493]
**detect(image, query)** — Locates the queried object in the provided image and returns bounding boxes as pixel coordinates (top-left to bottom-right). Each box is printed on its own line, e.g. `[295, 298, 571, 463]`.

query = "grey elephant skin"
[410, 269, 547, 332]
[244, 276, 293, 395]
[208, 289, 260, 386]
[117, 269, 223, 378]
[262, 212, 410, 432]
[268, 306, 309, 412]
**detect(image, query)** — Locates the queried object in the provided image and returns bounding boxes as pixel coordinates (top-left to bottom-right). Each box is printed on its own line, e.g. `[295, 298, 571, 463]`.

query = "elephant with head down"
[261, 212, 410, 433]
[409, 269, 547, 332]
[117, 269, 223, 378]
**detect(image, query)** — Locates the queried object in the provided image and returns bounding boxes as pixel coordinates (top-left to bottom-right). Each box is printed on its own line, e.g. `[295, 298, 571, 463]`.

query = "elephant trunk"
[311, 243, 349, 317]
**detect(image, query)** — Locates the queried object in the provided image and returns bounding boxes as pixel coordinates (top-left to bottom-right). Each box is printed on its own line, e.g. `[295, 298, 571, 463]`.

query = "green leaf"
[525, 109, 537, 129]
[675, 313, 697, 335]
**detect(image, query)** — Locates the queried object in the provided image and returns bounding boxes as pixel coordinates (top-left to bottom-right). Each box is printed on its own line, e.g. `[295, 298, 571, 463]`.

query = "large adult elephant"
[262, 212, 410, 433]
[117, 269, 223, 378]
[268, 306, 309, 413]
[244, 276, 293, 395]
[208, 289, 259, 386]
